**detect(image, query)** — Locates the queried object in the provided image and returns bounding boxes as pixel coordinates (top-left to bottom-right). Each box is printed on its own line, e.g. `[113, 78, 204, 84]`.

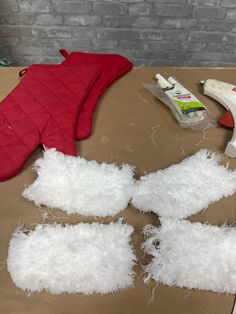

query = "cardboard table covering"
[0, 67, 236, 314]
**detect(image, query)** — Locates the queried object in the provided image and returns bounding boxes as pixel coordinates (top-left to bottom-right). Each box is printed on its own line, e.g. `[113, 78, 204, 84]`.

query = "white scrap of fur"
[23, 149, 135, 217]
[131, 149, 236, 219]
[7, 221, 136, 294]
[142, 218, 236, 294]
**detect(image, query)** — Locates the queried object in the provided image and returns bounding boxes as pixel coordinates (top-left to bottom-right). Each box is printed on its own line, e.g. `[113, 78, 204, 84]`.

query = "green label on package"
[174, 100, 205, 114]
[165, 83, 206, 115]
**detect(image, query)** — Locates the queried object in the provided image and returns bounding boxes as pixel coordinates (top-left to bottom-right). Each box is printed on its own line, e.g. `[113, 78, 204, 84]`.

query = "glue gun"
[201, 79, 236, 158]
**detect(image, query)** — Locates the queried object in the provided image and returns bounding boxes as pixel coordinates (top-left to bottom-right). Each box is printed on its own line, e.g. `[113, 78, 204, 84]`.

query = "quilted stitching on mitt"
[0, 64, 101, 180]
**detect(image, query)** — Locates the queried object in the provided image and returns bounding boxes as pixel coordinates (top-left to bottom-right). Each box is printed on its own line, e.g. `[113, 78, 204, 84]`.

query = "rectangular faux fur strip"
[131, 149, 236, 219]
[143, 218, 236, 294]
[23, 149, 135, 217]
[7, 221, 136, 294]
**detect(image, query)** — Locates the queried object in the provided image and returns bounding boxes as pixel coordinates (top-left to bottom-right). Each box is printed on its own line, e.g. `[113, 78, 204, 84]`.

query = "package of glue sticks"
[143, 74, 216, 130]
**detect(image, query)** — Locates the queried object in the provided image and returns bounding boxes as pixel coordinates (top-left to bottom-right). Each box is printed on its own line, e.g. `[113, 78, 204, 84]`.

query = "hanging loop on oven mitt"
[0, 64, 101, 181]
[131, 149, 236, 219]
[60, 49, 133, 140]
[7, 221, 136, 294]
[22, 149, 135, 217]
[142, 218, 236, 294]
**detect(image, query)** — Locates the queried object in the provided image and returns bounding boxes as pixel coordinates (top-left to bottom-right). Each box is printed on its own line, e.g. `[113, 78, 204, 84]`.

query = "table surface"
[0, 67, 236, 314]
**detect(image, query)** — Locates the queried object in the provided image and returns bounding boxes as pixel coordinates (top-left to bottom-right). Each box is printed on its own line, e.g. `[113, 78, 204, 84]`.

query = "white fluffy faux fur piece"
[143, 218, 236, 294]
[132, 149, 236, 219]
[23, 149, 135, 217]
[7, 221, 136, 294]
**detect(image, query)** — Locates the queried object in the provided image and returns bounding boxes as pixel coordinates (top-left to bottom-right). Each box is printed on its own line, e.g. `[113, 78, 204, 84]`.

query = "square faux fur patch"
[143, 218, 236, 294]
[23, 149, 135, 217]
[7, 221, 136, 294]
[132, 149, 236, 219]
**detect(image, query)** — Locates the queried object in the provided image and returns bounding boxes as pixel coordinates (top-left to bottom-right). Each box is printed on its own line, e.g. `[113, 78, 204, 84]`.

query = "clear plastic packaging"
[143, 75, 216, 131]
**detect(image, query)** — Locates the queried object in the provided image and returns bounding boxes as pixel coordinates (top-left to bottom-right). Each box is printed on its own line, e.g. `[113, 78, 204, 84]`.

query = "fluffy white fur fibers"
[7, 221, 136, 294]
[143, 218, 236, 294]
[132, 149, 236, 219]
[23, 149, 135, 217]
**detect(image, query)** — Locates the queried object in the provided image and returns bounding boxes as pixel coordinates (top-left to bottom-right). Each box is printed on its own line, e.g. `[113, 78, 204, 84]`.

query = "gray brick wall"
[0, 0, 236, 66]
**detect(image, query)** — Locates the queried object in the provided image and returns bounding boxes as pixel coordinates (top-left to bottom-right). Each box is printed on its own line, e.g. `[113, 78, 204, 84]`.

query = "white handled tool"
[202, 79, 236, 158]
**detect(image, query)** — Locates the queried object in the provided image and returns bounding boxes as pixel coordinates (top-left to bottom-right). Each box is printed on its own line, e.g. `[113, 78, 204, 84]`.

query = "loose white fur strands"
[22, 149, 135, 217]
[7, 221, 136, 295]
[131, 149, 236, 219]
[126, 145, 134, 152]
[178, 147, 186, 155]
[193, 127, 213, 146]
[150, 125, 160, 149]
[138, 92, 149, 103]
[38, 209, 69, 224]
[100, 136, 110, 143]
[0, 260, 6, 271]
[142, 218, 236, 294]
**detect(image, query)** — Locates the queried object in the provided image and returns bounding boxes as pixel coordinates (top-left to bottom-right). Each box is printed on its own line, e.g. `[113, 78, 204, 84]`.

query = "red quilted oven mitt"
[60, 49, 133, 140]
[0, 64, 101, 181]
